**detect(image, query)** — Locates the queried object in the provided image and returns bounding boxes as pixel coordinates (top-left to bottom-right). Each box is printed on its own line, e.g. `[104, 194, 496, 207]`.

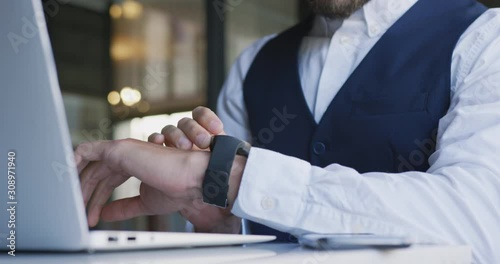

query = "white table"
[0, 243, 471, 264]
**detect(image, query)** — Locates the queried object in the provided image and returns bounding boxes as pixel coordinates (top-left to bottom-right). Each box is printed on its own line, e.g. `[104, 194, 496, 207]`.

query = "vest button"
[313, 142, 326, 155]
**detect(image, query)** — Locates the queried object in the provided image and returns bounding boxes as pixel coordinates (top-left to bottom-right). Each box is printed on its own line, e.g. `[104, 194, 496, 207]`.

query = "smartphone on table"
[299, 233, 412, 250]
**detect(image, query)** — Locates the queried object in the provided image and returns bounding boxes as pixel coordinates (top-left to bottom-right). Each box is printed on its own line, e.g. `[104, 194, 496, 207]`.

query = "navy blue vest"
[242, 0, 486, 242]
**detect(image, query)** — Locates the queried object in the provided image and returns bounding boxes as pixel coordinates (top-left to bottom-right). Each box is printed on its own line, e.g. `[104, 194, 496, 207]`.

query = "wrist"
[187, 150, 246, 210]
[183, 150, 246, 234]
[202, 135, 250, 208]
[227, 155, 246, 208]
[187, 150, 210, 193]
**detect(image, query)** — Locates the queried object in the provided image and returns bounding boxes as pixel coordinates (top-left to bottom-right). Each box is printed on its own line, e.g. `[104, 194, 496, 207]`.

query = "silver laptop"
[0, 0, 274, 252]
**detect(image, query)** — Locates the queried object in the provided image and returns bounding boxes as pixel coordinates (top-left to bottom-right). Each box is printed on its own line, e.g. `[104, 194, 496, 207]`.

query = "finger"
[100, 196, 150, 222]
[77, 159, 90, 175]
[74, 152, 82, 168]
[74, 146, 91, 174]
[161, 125, 192, 150]
[192, 106, 225, 135]
[86, 177, 112, 227]
[87, 171, 127, 227]
[178, 118, 212, 149]
[79, 161, 103, 206]
[75, 140, 112, 163]
[147, 133, 165, 145]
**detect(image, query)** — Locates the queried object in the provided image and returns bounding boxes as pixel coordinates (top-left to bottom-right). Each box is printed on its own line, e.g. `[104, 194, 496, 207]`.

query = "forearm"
[231, 147, 500, 263]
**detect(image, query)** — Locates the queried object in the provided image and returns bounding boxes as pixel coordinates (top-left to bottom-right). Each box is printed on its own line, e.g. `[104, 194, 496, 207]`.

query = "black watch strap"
[202, 135, 251, 208]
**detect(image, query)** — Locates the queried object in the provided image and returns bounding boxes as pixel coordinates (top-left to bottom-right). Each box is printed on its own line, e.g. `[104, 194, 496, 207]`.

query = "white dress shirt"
[217, 0, 500, 263]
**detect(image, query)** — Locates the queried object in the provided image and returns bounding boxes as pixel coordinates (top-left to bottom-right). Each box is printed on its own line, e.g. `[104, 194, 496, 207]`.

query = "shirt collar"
[309, 0, 418, 38]
[363, 0, 418, 37]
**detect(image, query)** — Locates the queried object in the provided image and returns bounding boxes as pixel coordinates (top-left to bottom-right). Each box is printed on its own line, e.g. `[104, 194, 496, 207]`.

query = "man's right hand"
[148, 106, 226, 150]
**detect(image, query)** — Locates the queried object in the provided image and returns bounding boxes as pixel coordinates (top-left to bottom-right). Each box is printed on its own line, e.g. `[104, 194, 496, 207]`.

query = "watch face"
[210, 135, 251, 157]
[238, 141, 252, 158]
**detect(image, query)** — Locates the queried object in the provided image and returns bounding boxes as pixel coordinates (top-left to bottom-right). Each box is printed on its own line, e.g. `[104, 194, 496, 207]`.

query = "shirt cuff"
[231, 147, 310, 233]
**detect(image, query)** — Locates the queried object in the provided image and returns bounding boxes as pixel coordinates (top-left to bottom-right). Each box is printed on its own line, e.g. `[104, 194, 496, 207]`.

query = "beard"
[307, 0, 371, 18]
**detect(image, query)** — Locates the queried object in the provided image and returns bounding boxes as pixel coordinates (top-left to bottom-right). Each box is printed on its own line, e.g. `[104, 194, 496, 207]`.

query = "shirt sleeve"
[216, 35, 276, 143]
[232, 9, 500, 264]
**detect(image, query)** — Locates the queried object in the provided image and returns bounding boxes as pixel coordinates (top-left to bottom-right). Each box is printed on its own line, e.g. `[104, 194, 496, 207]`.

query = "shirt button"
[313, 142, 326, 155]
[369, 25, 380, 36]
[260, 196, 276, 211]
[340, 36, 351, 45]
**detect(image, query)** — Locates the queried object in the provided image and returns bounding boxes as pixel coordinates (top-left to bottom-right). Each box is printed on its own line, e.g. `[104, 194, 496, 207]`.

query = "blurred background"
[42, 0, 500, 232]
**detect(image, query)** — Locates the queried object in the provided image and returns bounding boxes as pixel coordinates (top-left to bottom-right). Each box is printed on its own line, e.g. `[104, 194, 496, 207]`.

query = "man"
[76, 0, 500, 263]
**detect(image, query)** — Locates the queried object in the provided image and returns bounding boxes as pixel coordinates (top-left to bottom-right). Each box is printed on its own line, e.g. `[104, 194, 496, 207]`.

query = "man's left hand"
[74, 139, 244, 230]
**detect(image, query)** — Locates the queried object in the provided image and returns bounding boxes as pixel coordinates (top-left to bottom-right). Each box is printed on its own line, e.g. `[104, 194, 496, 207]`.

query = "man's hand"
[146, 106, 244, 233]
[148, 106, 225, 150]
[75, 138, 245, 232]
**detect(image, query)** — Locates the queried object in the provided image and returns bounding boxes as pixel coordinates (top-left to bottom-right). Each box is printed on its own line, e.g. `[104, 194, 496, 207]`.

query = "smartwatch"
[202, 135, 251, 208]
